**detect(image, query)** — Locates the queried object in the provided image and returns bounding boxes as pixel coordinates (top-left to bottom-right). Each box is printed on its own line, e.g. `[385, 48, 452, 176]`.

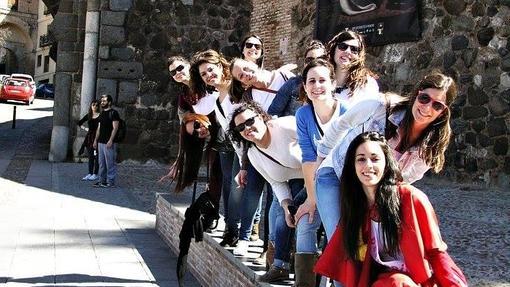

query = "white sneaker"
[88, 174, 98, 181]
[233, 240, 249, 256]
[82, 174, 92, 181]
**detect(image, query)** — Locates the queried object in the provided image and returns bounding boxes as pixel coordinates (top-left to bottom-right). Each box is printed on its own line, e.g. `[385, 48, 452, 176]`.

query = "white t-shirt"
[247, 116, 303, 203]
[334, 76, 380, 110]
[252, 69, 294, 111]
[192, 91, 218, 115]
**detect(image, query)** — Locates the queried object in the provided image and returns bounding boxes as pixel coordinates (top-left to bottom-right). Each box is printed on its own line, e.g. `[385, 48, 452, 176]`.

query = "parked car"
[10, 73, 36, 97]
[0, 78, 35, 105]
[36, 83, 55, 98]
[0, 74, 10, 83]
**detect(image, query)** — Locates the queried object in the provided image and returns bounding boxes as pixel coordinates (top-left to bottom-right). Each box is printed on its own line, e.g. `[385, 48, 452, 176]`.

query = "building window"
[44, 56, 50, 73]
[37, 55, 42, 67]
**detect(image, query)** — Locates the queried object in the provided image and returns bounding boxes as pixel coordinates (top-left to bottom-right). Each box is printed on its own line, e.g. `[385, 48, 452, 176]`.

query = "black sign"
[316, 0, 422, 46]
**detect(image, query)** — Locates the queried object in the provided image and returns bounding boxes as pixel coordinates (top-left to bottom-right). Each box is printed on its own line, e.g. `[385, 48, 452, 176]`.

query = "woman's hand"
[294, 197, 316, 224]
[281, 199, 296, 228]
[235, 169, 248, 188]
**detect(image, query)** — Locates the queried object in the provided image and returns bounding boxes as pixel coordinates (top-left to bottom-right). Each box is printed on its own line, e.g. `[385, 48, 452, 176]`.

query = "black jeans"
[87, 146, 99, 175]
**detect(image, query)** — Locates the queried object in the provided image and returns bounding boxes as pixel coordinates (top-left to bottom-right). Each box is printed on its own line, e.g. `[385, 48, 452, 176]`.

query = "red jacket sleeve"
[402, 185, 467, 286]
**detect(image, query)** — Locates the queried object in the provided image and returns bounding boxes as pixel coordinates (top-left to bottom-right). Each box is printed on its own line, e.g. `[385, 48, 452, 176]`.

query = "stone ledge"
[155, 192, 279, 287]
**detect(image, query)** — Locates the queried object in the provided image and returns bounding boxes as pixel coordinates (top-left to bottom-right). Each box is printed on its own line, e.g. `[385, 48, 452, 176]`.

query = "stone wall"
[253, 0, 510, 188]
[96, 0, 251, 162]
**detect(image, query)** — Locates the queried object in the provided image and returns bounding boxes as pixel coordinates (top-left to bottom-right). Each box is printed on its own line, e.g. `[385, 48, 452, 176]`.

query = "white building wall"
[33, 0, 54, 83]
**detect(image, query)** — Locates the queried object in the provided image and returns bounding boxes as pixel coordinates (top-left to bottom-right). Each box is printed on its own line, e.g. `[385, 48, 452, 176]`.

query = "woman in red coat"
[314, 131, 467, 287]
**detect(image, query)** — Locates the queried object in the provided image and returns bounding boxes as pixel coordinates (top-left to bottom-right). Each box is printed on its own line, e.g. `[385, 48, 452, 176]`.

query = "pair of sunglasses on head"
[170, 65, 185, 76]
[304, 54, 329, 64]
[245, 42, 262, 50]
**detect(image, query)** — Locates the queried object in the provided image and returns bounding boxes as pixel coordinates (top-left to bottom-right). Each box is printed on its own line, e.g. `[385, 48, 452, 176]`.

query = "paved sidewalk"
[0, 160, 200, 287]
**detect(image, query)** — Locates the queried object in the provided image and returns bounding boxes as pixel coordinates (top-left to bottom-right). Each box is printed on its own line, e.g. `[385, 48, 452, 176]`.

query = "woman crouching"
[315, 132, 467, 287]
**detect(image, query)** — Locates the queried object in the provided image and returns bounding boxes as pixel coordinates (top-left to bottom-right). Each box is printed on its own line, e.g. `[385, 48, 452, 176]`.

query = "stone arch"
[0, 47, 18, 74]
[0, 18, 35, 74]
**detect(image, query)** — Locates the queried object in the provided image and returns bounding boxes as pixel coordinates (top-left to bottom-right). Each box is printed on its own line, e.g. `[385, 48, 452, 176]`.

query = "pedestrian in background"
[93, 94, 120, 188]
[78, 99, 100, 181]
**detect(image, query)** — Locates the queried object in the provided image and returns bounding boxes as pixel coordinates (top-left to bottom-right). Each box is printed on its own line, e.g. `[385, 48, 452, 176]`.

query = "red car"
[0, 78, 35, 105]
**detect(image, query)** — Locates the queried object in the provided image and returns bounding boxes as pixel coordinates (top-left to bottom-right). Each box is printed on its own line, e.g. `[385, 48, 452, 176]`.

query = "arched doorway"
[0, 46, 18, 74]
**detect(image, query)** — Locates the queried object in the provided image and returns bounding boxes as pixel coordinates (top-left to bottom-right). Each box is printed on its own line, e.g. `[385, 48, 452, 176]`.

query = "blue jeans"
[97, 142, 117, 185]
[296, 209, 321, 254]
[239, 163, 268, 240]
[315, 166, 341, 240]
[219, 151, 235, 223]
[226, 155, 242, 234]
[271, 179, 304, 268]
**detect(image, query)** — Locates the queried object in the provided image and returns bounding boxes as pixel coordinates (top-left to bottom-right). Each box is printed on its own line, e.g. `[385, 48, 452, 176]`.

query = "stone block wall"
[251, 0, 510, 188]
[95, 0, 251, 162]
[155, 194, 262, 287]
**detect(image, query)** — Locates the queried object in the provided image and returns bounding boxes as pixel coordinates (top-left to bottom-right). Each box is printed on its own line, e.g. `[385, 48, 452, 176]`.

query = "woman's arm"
[316, 98, 384, 159]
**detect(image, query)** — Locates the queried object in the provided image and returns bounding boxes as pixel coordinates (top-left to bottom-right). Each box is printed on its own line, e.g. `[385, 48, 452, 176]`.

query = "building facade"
[0, 0, 38, 75]
[34, 0, 55, 83]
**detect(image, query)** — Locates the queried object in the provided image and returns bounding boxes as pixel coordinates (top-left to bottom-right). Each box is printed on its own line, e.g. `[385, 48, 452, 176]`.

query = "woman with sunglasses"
[228, 101, 307, 283]
[167, 56, 197, 122]
[314, 72, 457, 244]
[241, 35, 265, 68]
[327, 30, 379, 109]
[314, 131, 467, 287]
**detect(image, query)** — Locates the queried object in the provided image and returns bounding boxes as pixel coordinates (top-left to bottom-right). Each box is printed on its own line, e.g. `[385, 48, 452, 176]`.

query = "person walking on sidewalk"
[93, 94, 120, 188]
[78, 100, 100, 181]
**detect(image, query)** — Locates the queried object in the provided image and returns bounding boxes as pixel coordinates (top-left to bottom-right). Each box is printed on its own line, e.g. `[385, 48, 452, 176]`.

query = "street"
[0, 99, 199, 286]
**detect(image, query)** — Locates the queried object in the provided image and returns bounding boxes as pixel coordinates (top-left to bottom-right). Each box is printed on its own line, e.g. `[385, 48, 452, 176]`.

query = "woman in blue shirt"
[294, 58, 346, 286]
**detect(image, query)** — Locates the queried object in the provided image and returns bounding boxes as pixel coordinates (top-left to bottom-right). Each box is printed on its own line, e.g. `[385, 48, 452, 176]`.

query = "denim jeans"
[219, 151, 235, 223]
[296, 209, 321, 254]
[239, 163, 268, 240]
[226, 155, 242, 234]
[86, 146, 99, 175]
[315, 166, 341, 240]
[271, 179, 304, 267]
[97, 142, 117, 185]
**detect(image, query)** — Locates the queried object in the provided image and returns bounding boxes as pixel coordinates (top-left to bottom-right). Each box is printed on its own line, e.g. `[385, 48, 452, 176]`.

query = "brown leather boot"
[293, 253, 317, 287]
[266, 241, 275, 270]
[258, 265, 289, 283]
[250, 223, 260, 241]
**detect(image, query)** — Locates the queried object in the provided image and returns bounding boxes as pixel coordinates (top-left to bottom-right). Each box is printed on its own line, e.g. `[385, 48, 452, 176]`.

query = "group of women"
[164, 30, 468, 287]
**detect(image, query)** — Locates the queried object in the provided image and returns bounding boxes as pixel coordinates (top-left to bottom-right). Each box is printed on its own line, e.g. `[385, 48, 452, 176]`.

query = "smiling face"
[233, 109, 266, 142]
[231, 59, 259, 86]
[334, 39, 360, 69]
[304, 66, 335, 103]
[411, 87, 447, 127]
[185, 120, 210, 139]
[169, 60, 190, 83]
[243, 36, 263, 63]
[355, 141, 386, 194]
[198, 62, 222, 87]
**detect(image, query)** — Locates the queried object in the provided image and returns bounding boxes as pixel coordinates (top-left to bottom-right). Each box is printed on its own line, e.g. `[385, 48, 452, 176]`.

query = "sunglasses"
[169, 65, 185, 76]
[191, 121, 203, 137]
[304, 55, 328, 64]
[245, 42, 262, 50]
[234, 116, 257, 133]
[336, 42, 361, 54]
[417, 92, 448, 112]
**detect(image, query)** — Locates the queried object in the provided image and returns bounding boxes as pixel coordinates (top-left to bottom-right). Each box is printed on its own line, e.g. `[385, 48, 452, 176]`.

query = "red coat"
[314, 184, 467, 287]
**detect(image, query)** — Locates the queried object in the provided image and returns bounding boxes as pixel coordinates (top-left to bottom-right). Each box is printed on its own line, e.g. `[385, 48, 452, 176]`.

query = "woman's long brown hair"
[387, 72, 457, 173]
[327, 30, 376, 96]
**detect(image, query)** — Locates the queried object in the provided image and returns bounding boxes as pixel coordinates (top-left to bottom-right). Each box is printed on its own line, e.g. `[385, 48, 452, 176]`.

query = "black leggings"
[87, 146, 99, 175]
